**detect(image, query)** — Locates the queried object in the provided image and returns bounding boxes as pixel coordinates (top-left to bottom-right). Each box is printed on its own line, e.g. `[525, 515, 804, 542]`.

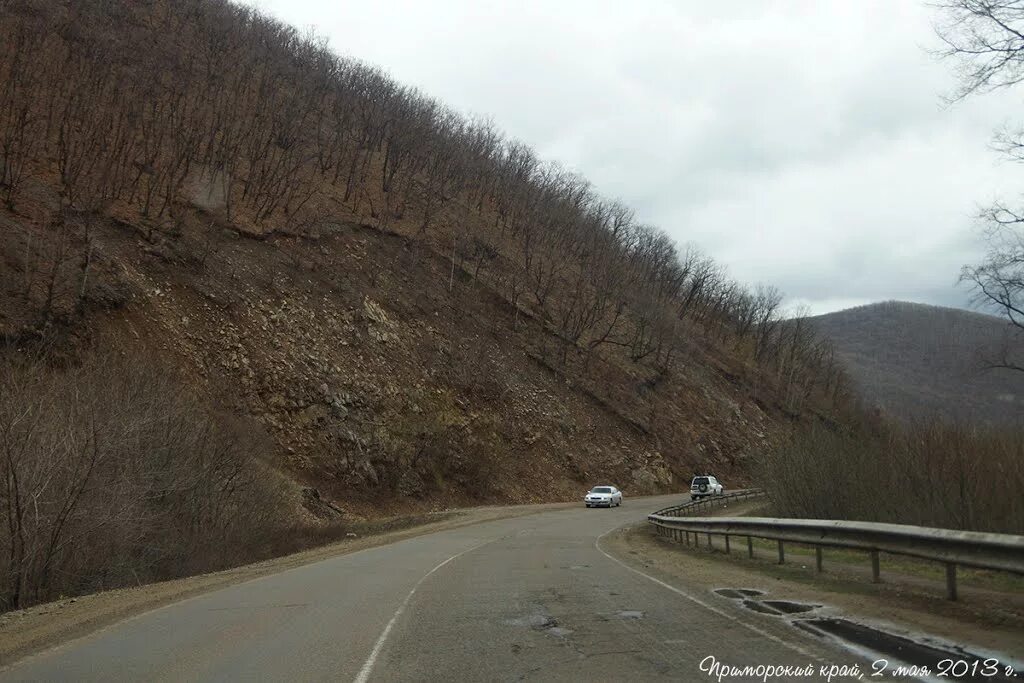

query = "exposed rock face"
[2, 209, 789, 515]
[629, 453, 674, 495]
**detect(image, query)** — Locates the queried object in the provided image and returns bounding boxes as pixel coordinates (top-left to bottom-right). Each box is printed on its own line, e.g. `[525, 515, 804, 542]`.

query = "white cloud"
[247, 0, 1024, 312]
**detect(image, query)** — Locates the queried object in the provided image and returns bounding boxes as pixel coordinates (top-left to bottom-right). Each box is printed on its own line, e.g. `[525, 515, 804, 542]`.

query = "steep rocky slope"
[0, 0, 848, 520]
[1, 182, 799, 515]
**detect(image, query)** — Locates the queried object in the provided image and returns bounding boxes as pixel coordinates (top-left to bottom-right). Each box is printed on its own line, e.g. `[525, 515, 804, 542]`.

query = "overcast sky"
[247, 0, 1023, 314]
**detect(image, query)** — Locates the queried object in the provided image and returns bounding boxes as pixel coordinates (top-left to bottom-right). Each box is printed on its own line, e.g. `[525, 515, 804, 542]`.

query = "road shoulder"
[600, 519, 1024, 663]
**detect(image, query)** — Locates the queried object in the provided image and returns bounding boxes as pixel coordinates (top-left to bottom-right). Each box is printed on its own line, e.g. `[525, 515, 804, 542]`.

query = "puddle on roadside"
[717, 588, 816, 616]
[715, 588, 1020, 680]
[800, 618, 1021, 682]
[741, 599, 781, 615]
[762, 600, 819, 614]
[714, 588, 764, 599]
[794, 620, 825, 638]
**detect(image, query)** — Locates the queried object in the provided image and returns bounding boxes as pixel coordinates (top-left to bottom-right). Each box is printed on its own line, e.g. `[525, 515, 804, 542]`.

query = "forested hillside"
[806, 301, 1024, 423]
[0, 0, 851, 609]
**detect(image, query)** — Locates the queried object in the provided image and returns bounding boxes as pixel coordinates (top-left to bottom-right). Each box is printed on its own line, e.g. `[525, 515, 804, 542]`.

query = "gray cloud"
[248, 0, 1024, 314]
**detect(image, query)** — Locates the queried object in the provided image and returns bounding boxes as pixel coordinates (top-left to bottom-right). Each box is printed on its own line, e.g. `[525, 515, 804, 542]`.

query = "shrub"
[759, 421, 1024, 534]
[0, 348, 290, 611]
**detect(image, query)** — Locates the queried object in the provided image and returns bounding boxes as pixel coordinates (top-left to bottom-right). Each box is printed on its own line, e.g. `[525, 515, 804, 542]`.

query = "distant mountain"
[806, 301, 1024, 424]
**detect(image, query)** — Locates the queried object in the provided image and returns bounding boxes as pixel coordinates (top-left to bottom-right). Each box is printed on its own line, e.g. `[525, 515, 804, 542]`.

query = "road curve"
[1, 494, 861, 682]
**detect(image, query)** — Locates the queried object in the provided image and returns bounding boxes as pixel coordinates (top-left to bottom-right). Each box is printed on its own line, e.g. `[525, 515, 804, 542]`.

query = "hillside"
[0, 0, 851, 609]
[806, 301, 1024, 423]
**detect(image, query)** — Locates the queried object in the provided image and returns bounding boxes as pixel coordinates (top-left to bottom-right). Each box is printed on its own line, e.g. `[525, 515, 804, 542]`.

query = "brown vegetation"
[0, 0, 844, 407]
[806, 301, 1024, 424]
[0, 346, 449, 613]
[0, 347, 295, 611]
[759, 420, 1024, 534]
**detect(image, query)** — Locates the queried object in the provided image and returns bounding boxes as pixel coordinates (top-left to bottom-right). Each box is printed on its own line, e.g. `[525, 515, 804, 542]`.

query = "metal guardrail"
[648, 510, 1024, 601]
[653, 488, 766, 517]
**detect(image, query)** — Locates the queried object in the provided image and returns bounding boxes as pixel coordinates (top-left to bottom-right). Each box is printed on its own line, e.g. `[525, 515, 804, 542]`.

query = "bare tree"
[933, 0, 1024, 99]
[935, 0, 1024, 371]
[961, 222, 1024, 370]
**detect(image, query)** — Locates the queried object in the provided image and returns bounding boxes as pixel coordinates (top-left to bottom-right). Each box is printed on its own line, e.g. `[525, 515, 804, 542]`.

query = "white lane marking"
[353, 540, 492, 683]
[593, 527, 823, 662]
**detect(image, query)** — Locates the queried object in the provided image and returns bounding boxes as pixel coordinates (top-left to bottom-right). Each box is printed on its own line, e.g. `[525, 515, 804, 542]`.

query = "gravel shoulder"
[0, 500, 576, 667]
[601, 514, 1024, 661]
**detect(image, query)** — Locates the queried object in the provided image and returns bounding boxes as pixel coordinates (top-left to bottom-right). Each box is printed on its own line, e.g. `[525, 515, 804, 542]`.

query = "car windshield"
[590, 487, 613, 494]
[692, 477, 709, 485]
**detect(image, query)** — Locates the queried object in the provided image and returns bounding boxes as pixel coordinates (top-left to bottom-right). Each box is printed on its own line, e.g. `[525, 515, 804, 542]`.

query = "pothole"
[762, 600, 819, 614]
[801, 618, 1021, 681]
[505, 614, 556, 630]
[505, 612, 576, 638]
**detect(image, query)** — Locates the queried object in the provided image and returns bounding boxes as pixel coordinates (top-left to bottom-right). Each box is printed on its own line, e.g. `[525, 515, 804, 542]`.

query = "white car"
[690, 475, 723, 500]
[584, 485, 623, 508]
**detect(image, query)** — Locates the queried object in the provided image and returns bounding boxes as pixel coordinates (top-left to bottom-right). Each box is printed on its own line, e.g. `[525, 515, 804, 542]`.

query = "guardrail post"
[815, 547, 823, 573]
[945, 563, 957, 601]
[870, 550, 881, 583]
[706, 533, 713, 550]
[777, 540, 785, 564]
[747, 536, 754, 558]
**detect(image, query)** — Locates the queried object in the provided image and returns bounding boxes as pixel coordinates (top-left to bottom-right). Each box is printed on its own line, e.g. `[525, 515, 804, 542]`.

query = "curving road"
[1, 494, 863, 682]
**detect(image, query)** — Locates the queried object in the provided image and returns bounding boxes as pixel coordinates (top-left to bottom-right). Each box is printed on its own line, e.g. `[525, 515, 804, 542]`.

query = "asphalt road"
[1, 494, 865, 682]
